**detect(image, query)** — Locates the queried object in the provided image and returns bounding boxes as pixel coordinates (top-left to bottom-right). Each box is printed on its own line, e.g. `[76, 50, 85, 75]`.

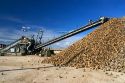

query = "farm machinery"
[0, 17, 109, 56]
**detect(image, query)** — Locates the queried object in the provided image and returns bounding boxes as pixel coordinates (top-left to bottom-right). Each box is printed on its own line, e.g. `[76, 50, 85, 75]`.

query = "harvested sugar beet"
[42, 17, 125, 72]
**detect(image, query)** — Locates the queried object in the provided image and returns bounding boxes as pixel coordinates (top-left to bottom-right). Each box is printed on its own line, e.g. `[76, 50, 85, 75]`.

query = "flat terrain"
[0, 56, 125, 83]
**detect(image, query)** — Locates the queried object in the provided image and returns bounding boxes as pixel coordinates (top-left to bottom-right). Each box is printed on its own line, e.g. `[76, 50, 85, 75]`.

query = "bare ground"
[0, 56, 125, 83]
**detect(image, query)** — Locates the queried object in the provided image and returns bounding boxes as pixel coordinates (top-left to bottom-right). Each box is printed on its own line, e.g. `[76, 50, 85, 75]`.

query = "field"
[0, 56, 125, 83]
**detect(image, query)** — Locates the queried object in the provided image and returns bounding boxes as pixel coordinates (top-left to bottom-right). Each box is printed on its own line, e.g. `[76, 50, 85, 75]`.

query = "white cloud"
[49, 35, 83, 49]
[0, 16, 25, 24]
[0, 15, 87, 48]
[0, 25, 85, 48]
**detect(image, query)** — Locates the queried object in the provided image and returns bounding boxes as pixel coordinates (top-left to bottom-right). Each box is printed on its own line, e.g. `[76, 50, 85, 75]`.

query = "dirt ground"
[0, 56, 125, 83]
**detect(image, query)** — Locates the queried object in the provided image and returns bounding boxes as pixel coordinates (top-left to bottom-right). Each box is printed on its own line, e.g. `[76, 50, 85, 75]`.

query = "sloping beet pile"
[42, 18, 125, 72]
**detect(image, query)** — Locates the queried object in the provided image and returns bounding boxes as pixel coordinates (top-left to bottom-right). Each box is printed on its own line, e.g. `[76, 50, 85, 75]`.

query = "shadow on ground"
[0, 65, 54, 72]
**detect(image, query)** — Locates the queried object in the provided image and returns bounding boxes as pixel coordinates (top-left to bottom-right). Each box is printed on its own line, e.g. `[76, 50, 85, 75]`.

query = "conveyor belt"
[35, 17, 109, 50]
[0, 37, 25, 53]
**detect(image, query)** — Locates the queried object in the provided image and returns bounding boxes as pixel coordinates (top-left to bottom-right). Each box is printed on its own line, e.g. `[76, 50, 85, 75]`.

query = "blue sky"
[0, 0, 125, 48]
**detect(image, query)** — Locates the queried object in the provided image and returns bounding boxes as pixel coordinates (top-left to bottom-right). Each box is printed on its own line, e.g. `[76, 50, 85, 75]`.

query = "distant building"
[0, 44, 6, 49]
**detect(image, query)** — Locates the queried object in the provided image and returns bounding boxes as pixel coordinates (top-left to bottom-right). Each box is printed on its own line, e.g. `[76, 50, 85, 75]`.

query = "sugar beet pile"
[43, 18, 125, 72]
